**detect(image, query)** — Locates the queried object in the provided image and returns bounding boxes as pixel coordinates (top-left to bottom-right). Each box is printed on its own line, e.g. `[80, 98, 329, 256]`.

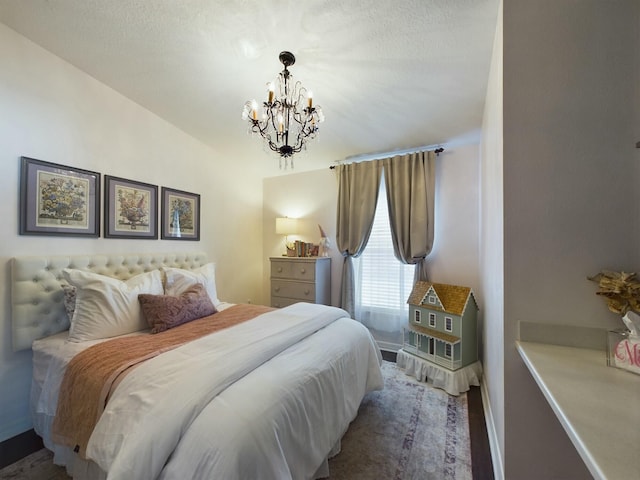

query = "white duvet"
[32, 303, 383, 480]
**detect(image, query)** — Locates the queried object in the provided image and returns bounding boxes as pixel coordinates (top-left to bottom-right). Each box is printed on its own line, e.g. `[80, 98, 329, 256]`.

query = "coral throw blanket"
[52, 304, 273, 457]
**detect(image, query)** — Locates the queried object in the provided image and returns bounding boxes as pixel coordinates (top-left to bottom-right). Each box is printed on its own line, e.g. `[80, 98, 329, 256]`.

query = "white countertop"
[516, 341, 640, 480]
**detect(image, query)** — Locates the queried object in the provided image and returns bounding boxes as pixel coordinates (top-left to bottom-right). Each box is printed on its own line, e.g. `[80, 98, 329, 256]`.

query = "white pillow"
[162, 263, 220, 307]
[62, 269, 164, 342]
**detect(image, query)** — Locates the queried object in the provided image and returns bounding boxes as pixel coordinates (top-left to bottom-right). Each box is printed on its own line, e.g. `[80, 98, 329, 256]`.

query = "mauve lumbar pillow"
[138, 283, 217, 334]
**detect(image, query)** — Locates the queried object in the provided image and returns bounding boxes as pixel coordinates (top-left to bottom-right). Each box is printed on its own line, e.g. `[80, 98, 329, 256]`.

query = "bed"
[11, 252, 384, 480]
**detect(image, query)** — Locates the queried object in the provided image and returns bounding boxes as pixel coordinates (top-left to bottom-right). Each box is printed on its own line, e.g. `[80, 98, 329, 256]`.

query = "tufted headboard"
[11, 252, 209, 351]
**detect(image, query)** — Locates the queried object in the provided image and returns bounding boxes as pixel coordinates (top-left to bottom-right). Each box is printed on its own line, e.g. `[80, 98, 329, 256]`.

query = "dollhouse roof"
[407, 281, 477, 316]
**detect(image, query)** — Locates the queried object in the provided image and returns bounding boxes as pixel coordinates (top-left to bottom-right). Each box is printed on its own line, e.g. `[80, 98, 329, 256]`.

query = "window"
[428, 296, 436, 304]
[445, 317, 453, 332]
[414, 310, 421, 323]
[428, 337, 435, 355]
[429, 313, 436, 327]
[358, 176, 415, 339]
[445, 343, 452, 358]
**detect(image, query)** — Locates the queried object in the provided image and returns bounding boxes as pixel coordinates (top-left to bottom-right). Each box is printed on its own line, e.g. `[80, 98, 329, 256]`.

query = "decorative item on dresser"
[275, 216, 298, 255]
[270, 256, 330, 308]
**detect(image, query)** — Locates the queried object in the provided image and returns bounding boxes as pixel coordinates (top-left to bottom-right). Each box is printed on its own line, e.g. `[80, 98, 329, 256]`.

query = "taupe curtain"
[382, 151, 436, 282]
[335, 161, 383, 317]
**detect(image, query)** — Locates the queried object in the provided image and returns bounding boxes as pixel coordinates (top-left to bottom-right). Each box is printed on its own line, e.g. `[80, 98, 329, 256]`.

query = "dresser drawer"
[270, 260, 316, 281]
[271, 279, 316, 302]
[269, 256, 331, 308]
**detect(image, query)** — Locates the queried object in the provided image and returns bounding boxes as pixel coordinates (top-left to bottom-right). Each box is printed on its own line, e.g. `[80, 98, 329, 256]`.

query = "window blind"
[359, 180, 414, 313]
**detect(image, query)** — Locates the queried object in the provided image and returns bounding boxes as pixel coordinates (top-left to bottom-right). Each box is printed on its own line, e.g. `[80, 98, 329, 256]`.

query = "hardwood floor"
[0, 429, 44, 469]
[468, 385, 494, 479]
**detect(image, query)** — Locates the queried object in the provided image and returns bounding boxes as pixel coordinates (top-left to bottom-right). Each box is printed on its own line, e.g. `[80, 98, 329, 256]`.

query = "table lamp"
[275, 217, 298, 255]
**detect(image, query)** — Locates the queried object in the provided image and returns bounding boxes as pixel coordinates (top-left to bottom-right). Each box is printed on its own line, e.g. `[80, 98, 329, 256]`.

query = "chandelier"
[242, 51, 324, 169]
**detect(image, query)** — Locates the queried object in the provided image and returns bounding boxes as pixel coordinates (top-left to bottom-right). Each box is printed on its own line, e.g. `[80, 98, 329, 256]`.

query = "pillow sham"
[62, 268, 164, 342]
[138, 283, 217, 334]
[162, 263, 220, 306]
[61, 284, 77, 321]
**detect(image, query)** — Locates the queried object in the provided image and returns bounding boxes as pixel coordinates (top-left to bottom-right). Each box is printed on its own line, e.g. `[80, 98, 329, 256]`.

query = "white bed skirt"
[396, 349, 482, 396]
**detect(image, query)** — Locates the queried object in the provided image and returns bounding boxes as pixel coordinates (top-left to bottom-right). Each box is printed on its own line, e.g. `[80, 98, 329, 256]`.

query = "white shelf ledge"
[517, 341, 640, 480]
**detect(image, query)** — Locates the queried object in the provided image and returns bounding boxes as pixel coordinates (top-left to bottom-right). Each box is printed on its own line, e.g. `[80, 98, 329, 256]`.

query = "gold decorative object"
[588, 270, 640, 315]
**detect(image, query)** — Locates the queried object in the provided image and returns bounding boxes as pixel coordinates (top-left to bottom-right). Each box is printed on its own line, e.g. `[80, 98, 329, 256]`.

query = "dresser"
[270, 257, 331, 308]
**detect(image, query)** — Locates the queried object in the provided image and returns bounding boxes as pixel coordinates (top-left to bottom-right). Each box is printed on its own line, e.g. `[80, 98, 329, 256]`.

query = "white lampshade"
[275, 217, 298, 235]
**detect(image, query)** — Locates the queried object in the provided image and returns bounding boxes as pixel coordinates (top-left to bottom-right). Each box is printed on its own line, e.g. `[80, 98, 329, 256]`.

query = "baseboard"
[0, 429, 43, 469]
[480, 378, 504, 480]
[376, 340, 401, 352]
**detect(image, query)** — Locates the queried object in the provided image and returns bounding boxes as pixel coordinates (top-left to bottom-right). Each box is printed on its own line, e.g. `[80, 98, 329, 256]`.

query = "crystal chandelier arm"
[242, 50, 323, 165]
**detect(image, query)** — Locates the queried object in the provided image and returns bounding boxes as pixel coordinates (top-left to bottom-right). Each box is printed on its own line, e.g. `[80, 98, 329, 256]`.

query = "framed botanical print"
[161, 187, 200, 241]
[19, 156, 100, 237]
[104, 175, 158, 239]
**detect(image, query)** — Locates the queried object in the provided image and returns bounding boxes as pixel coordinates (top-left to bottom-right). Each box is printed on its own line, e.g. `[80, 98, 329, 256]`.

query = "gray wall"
[482, 0, 640, 478]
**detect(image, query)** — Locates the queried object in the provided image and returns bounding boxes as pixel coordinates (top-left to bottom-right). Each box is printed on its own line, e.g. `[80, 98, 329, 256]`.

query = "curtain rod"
[329, 145, 444, 169]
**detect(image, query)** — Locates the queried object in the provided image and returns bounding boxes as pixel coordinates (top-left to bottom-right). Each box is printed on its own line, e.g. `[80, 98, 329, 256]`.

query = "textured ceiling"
[0, 0, 499, 174]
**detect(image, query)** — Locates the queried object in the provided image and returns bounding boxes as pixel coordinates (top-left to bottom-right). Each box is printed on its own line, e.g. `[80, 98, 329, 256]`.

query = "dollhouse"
[403, 281, 479, 371]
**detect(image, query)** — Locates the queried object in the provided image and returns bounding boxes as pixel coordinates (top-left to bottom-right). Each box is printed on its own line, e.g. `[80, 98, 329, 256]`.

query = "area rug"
[0, 361, 470, 480]
[327, 360, 472, 480]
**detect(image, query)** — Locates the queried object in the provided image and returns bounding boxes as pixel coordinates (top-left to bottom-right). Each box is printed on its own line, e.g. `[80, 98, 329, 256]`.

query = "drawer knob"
[300, 268, 306, 274]
[304, 289, 310, 295]
[277, 267, 283, 273]
[274, 286, 280, 292]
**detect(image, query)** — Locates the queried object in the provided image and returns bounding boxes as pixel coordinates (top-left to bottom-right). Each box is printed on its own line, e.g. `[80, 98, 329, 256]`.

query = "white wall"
[262, 168, 341, 305]
[262, 168, 341, 306]
[0, 24, 264, 442]
[498, 1, 639, 478]
[429, 143, 481, 290]
[262, 143, 482, 323]
[479, 1, 504, 476]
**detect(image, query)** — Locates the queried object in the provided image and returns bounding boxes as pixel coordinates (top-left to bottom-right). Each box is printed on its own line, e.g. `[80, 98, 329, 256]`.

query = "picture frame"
[104, 175, 158, 239]
[161, 187, 200, 241]
[19, 156, 100, 237]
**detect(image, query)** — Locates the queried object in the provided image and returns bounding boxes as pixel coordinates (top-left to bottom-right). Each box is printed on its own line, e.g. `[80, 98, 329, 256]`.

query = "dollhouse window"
[428, 296, 436, 304]
[429, 313, 436, 327]
[414, 310, 421, 323]
[445, 317, 453, 332]
[445, 343, 452, 358]
[428, 337, 435, 355]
